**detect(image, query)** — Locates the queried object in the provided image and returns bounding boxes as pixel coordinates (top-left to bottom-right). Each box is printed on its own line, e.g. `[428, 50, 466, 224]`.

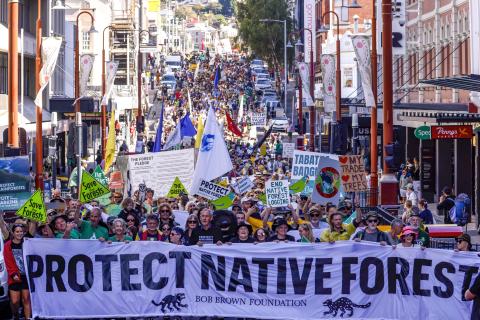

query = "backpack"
[449, 193, 471, 226]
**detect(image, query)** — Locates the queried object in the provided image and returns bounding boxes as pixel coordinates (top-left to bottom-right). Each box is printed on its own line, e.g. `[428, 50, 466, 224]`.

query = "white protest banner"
[195, 179, 230, 200]
[34, 37, 62, 109]
[232, 176, 254, 195]
[311, 153, 341, 205]
[339, 155, 368, 192]
[282, 142, 295, 158]
[250, 112, 266, 126]
[265, 179, 290, 207]
[119, 149, 195, 197]
[291, 150, 323, 195]
[24, 240, 479, 319]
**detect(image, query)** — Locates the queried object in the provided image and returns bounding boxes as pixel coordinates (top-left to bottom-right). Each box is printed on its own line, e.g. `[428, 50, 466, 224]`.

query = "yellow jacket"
[320, 222, 357, 242]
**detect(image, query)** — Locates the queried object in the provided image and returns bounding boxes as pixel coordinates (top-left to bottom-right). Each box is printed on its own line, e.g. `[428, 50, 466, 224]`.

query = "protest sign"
[79, 171, 110, 204]
[119, 149, 195, 197]
[291, 150, 324, 195]
[92, 165, 109, 186]
[0, 155, 32, 211]
[250, 112, 266, 126]
[25, 240, 480, 319]
[196, 179, 230, 200]
[339, 155, 367, 192]
[232, 176, 254, 195]
[211, 192, 235, 209]
[167, 177, 189, 198]
[282, 142, 295, 158]
[15, 189, 46, 223]
[311, 154, 341, 205]
[265, 179, 290, 207]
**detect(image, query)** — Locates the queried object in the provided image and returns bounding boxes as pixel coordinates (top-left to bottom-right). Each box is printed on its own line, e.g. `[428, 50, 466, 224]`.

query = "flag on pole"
[104, 108, 116, 173]
[213, 66, 220, 97]
[190, 107, 233, 194]
[194, 114, 205, 149]
[34, 37, 62, 109]
[163, 124, 182, 150]
[152, 101, 164, 152]
[187, 89, 193, 113]
[226, 112, 242, 137]
[79, 54, 95, 96]
[180, 112, 197, 138]
[237, 94, 244, 123]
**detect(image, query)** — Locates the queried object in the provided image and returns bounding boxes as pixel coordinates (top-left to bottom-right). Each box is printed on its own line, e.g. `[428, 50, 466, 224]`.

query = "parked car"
[250, 59, 264, 68]
[270, 116, 289, 132]
[161, 73, 177, 94]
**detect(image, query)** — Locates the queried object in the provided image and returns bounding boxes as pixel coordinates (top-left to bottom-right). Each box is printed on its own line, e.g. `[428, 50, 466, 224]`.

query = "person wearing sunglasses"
[160, 223, 172, 242]
[170, 227, 186, 245]
[158, 204, 178, 228]
[407, 213, 430, 248]
[306, 207, 329, 230]
[4, 224, 32, 319]
[184, 214, 198, 245]
[455, 234, 472, 252]
[353, 212, 391, 245]
[253, 228, 268, 243]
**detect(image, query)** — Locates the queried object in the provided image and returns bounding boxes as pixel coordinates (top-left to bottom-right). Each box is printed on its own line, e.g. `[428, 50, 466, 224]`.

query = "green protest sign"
[79, 171, 110, 204]
[15, 189, 47, 223]
[414, 125, 431, 140]
[92, 165, 109, 186]
[167, 177, 188, 198]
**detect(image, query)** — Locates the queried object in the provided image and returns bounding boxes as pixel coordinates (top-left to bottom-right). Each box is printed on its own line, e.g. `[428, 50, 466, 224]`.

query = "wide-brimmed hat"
[50, 214, 68, 230]
[272, 218, 291, 232]
[400, 227, 417, 239]
[236, 222, 253, 235]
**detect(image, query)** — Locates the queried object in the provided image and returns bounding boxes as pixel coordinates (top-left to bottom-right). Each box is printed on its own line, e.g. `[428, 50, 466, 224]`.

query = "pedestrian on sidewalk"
[437, 186, 456, 224]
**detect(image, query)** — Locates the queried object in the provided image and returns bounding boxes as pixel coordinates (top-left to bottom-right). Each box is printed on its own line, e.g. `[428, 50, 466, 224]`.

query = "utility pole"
[379, 0, 398, 204]
[8, 0, 19, 149]
[370, 0, 378, 206]
[35, 0, 43, 190]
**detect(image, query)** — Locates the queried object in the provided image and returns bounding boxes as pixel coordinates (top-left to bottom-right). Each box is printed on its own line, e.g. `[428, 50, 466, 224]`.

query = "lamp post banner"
[24, 239, 478, 319]
[79, 54, 95, 96]
[351, 36, 375, 108]
[303, 0, 316, 63]
[101, 61, 119, 105]
[320, 54, 336, 113]
[296, 62, 314, 106]
[34, 37, 62, 109]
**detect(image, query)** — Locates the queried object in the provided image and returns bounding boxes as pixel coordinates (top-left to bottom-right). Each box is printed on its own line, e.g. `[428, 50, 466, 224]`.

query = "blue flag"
[213, 66, 220, 97]
[180, 112, 197, 138]
[152, 102, 164, 152]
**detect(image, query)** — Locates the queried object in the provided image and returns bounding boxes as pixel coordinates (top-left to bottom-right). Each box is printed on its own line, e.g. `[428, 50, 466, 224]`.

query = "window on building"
[343, 67, 353, 88]
[82, 32, 90, 50]
[0, 52, 7, 94]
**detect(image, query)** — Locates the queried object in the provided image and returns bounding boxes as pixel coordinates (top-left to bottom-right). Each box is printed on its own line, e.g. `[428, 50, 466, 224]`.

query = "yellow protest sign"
[16, 189, 47, 223]
[166, 177, 188, 198]
[260, 144, 267, 156]
[79, 170, 110, 203]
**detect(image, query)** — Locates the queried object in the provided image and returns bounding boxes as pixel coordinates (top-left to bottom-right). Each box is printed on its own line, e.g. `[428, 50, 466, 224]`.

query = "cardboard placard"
[79, 171, 111, 204]
[92, 165, 109, 186]
[250, 112, 266, 126]
[167, 177, 189, 198]
[15, 189, 47, 223]
[338, 155, 367, 192]
[265, 179, 290, 207]
[196, 179, 230, 200]
[282, 143, 295, 158]
[311, 155, 341, 205]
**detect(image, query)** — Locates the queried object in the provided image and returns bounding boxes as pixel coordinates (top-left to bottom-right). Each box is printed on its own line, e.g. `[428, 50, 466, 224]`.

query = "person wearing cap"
[305, 206, 329, 230]
[320, 206, 363, 243]
[397, 226, 417, 248]
[465, 266, 480, 320]
[455, 234, 472, 252]
[408, 213, 430, 247]
[353, 212, 391, 245]
[437, 186, 456, 224]
[230, 222, 255, 243]
[267, 217, 295, 242]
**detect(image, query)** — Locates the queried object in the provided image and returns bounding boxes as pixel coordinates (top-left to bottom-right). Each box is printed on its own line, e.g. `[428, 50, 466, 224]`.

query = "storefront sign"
[414, 125, 431, 140]
[431, 125, 473, 139]
[25, 240, 480, 319]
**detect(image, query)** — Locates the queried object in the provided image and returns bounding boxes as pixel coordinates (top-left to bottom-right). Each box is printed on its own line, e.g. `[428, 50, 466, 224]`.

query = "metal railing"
[430, 238, 480, 252]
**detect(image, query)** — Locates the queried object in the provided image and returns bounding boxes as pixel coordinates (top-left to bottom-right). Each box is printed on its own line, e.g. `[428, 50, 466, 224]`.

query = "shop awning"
[420, 74, 480, 92]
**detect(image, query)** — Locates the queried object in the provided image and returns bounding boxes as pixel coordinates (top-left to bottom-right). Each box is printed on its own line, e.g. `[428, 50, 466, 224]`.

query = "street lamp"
[75, 11, 96, 113]
[259, 19, 287, 116]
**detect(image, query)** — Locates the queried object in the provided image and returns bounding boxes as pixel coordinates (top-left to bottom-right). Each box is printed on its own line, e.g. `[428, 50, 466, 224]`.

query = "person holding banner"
[51, 213, 80, 239]
[75, 207, 109, 240]
[189, 208, 222, 245]
[3, 224, 32, 319]
[106, 219, 132, 243]
[230, 222, 255, 243]
[320, 207, 363, 243]
[352, 212, 391, 245]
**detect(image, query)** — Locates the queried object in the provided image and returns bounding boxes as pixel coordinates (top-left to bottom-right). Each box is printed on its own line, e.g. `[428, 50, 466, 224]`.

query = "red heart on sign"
[342, 175, 350, 182]
[339, 156, 348, 164]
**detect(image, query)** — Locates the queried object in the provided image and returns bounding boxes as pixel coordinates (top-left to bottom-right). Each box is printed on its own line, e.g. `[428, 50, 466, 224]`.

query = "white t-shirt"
[406, 190, 418, 206]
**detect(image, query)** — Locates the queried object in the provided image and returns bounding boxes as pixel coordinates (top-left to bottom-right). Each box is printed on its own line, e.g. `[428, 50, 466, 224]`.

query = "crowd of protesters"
[2, 53, 479, 319]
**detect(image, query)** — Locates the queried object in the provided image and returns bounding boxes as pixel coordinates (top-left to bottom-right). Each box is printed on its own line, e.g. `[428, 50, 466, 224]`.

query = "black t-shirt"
[230, 236, 255, 243]
[189, 226, 223, 245]
[267, 234, 295, 242]
[470, 274, 480, 320]
[11, 241, 25, 275]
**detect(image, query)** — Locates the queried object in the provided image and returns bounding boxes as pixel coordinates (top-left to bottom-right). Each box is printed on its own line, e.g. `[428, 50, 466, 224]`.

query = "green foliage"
[235, 0, 291, 66]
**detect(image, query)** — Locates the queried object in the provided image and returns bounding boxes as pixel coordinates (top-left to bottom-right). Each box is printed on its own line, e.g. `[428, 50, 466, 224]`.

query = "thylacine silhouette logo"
[151, 293, 188, 313]
[323, 297, 371, 318]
